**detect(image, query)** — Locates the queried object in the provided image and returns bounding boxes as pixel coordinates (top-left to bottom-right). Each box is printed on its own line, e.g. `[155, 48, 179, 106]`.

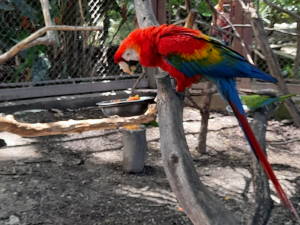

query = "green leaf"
[143, 121, 159, 127]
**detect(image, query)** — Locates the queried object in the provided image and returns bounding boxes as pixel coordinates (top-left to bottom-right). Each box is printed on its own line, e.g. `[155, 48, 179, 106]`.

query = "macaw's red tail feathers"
[229, 101, 300, 221]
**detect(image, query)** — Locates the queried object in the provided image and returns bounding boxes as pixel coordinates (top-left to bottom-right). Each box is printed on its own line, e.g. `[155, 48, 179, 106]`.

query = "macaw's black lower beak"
[118, 60, 139, 74]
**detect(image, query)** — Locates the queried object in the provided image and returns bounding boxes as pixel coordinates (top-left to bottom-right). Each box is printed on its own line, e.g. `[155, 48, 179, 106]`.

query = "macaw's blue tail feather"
[214, 78, 246, 115]
[243, 63, 277, 83]
[216, 79, 299, 221]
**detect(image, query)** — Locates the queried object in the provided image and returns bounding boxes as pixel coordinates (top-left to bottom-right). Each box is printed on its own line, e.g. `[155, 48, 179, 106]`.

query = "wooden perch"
[0, 104, 157, 137]
[0, 25, 102, 64]
[156, 76, 237, 225]
[133, 1, 238, 224]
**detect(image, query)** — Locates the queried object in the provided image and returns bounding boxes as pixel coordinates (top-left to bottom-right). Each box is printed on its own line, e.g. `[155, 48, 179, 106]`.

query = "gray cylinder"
[121, 125, 147, 173]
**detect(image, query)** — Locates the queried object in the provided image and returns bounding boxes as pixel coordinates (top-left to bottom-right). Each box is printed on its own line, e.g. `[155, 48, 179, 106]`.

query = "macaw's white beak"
[118, 61, 137, 75]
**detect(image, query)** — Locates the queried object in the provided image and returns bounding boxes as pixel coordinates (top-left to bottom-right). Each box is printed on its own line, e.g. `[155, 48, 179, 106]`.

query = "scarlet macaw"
[114, 24, 299, 219]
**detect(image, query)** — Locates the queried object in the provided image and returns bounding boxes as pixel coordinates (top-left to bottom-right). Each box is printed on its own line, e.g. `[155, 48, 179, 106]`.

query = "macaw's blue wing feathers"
[163, 33, 278, 83]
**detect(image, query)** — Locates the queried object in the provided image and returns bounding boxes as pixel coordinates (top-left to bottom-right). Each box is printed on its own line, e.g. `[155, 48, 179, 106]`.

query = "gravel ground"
[0, 106, 299, 225]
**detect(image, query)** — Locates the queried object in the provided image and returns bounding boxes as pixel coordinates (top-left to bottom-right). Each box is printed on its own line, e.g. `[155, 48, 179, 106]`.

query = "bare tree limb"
[0, 104, 157, 137]
[0, 25, 102, 64]
[23, 0, 58, 50]
[293, 21, 300, 77]
[237, 0, 300, 127]
[262, 0, 300, 21]
[184, 0, 192, 12]
[133, 1, 238, 224]
[197, 82, 214, 154]
[184, 9, 198, 28]
[156, 76, 238, 225]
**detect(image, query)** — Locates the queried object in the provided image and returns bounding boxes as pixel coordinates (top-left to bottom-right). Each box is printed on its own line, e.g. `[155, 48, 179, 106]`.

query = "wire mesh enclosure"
[0, 0, 137, 85]
[0, 0, 299, 88]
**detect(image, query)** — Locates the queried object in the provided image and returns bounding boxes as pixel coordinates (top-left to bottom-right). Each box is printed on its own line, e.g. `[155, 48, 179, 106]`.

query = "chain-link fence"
[253, 24, 298, 78]
[0, 0, 298, 87]
[166, 0, 299, 81]
[0, 0, 135, 85]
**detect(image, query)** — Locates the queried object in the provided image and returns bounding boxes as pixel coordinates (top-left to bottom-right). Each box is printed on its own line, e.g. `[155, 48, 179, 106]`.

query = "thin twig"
[185, 93, 202, 111]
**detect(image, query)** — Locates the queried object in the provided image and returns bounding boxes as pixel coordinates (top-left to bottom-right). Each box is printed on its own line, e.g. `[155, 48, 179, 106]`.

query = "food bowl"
[96, 96, 155, 117]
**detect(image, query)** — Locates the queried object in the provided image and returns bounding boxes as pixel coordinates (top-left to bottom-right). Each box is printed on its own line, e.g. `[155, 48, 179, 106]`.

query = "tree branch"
[23, 0, 59, 51]
[262, 0, 300, 21]
[293, 21, 300, 77]
[0, 25, 102, 64]
[0, 104, 156, 137]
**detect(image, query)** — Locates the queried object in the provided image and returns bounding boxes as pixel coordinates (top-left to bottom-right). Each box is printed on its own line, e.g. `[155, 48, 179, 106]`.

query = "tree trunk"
[249, 109, 273, 225]
[134, 1, 238, 224]
[293, 21, 300, 78]
[156, 76, 238, 225]
[198, 82, 213, 154]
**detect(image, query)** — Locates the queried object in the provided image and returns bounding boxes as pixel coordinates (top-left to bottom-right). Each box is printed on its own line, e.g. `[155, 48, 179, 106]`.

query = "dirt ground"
[0, 106, 299, 225]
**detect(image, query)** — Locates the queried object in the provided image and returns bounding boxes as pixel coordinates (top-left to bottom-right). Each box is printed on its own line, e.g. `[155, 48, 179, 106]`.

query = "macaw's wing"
[157, 33, 277, 83]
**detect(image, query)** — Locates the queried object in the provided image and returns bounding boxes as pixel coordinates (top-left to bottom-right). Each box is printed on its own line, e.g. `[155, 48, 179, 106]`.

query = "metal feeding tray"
[96, 96, 155, 117]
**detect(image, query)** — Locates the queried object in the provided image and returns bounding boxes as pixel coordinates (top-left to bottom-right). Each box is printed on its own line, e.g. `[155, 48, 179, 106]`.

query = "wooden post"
[121, 125, 147, 173]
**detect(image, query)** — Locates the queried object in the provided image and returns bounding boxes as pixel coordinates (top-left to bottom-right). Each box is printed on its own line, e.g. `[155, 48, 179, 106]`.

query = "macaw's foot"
[175, 91, 185, 101]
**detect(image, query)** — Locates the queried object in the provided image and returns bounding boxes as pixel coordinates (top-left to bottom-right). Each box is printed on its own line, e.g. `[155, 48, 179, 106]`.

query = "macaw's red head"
[114, 29, 142, 75]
